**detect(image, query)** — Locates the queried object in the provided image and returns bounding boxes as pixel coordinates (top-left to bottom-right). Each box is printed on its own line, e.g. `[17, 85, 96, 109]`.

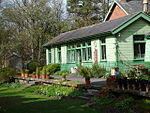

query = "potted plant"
[24, 69, 29, 77]
[92, 63, 106, 78]
[77, 65, 93, 85]
[46, 72, 51, 79]
[32, 72, 36, 78]
[61, 72, 68, 81]
[137, 74, 149, 91]
[42, 67, 46, 79]
[21, 69, 25, 77]
[36, 67, 40, 79]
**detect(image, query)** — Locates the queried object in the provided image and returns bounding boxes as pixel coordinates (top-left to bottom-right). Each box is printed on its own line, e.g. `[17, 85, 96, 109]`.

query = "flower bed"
[24, 85, 84, 98]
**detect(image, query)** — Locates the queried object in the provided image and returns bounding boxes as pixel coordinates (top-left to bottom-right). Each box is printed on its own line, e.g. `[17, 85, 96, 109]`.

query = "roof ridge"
[43, 12, 148, 47]
[57, 13, 137, 36]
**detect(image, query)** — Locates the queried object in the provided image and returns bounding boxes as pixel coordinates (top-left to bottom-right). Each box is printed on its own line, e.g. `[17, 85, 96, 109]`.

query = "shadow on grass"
[0, 88, 99, 113]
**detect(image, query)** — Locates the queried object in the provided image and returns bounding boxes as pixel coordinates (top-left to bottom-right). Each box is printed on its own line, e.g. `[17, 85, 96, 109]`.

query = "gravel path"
[52, 74, 106, 86]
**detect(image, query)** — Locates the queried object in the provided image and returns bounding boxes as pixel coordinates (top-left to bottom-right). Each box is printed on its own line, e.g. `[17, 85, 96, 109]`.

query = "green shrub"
[137, 74, 150, 80]
[32, 72, 36, 75]
[26, 85, 83, 97]
[115, 97, 134, 110]
[24, 69, 29, 74]
[42, 66, 47, 75]
[36, 67, 41, 75]
[92, 63, 106, 78]
[21, 69, 25, 73]
[91, 95, 115, 106]
[77, 65, 93, 79]
[0, 68, 16, 82]
[28, 61, 40, 73]
[77, 64, 107, 79]
[46, 63, 60, 75]
[54, 70, 70, 76]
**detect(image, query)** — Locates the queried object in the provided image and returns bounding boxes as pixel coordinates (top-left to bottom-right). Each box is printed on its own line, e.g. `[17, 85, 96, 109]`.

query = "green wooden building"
[44, 0, 150, 73]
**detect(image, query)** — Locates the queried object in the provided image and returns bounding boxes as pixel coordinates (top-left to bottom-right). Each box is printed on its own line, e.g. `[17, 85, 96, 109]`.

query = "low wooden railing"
[107, 77, 150, 97]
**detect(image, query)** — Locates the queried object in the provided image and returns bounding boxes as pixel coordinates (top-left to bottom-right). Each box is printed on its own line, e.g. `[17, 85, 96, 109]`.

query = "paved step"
[87, 89, 99, 95]
[22, 81, 37, 89]
[77, 96, 91, 100]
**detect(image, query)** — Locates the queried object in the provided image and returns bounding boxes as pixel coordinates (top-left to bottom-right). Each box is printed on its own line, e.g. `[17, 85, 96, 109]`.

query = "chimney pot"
[143, 0, 148, 4]
[143, 0, 148, 12]
[119, 0, 127, 2]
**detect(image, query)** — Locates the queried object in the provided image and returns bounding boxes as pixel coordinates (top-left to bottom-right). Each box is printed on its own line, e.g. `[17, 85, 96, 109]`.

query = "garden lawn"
[0, 86, 99, 113]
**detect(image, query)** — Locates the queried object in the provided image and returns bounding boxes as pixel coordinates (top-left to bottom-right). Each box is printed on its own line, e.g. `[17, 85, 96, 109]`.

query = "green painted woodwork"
[61, 63, 76, 72]
[145, 34, 150, 39]
[112, 12, 150, 34]
[51, 48, 55, 63]
[61, 46, 67, 64]
[91, 39, 101, 62]
[106, 36, 117, 62]
[117, 18, 150, 62]
[145, 39, 150, 62]
[46, 49, 49, 65]
[60, 62, 93, 71]
[55, 48, 58, 63]
[46, 13, 150, 72]
[67, 42, 92, 64]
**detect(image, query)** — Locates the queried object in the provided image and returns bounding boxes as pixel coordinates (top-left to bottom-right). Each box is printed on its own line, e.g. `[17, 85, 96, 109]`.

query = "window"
[67, 42, 92, 63]
[57, 47, 61, 63]
[87, 47, 92, 61]
[82, 48, 87, 61]
[68, 50, 75, 62]
[101, 38, 106, 60]
[133, 35, 145, 59]
[48, 49, 51, 63]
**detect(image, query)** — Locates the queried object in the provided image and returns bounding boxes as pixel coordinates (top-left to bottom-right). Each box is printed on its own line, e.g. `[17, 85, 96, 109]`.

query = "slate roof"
[44, 13, 137, 47]
[118, 0, 150, 14]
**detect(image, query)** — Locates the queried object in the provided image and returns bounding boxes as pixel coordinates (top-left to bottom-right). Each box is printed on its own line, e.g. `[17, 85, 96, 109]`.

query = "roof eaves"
[44, 31, 112, 47]
[112, 12, 150, 34]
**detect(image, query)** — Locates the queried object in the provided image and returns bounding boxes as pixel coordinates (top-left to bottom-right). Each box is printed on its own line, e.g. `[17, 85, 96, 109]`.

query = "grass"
[0, 85, 99, 113]
[91, 94, 150, 113]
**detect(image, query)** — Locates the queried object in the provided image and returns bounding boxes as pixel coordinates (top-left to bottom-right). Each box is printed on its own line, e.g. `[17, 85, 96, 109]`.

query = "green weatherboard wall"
[46, 14, 150, 72]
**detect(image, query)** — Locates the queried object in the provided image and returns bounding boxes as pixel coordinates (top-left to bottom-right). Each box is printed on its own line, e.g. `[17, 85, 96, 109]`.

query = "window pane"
[58, 48, 61, 63]
[86, 42, 91, 46]
[101, 45, 106, 60]
[68, 50, 75, 62]
[82, 48, 87, 61]
[101, 38, 105, 43]
[49, 52, 51, 63]
[134, 35, 144, 41]
[134, 43, 145, 58]
[87, 47, 92, 61]
[76, 43, 81, 47]
[82, 43, 86, 46]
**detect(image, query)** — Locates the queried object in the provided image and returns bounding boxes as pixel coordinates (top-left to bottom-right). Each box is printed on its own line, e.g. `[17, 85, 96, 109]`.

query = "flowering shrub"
[25, 85, 83, 97]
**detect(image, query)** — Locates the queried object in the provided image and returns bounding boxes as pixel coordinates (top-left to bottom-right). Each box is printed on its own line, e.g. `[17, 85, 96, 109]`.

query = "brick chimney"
[143, 0, 148, 12]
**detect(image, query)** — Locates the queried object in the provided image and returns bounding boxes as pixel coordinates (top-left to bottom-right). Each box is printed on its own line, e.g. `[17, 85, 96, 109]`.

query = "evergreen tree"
[67, 0, 110, 29]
